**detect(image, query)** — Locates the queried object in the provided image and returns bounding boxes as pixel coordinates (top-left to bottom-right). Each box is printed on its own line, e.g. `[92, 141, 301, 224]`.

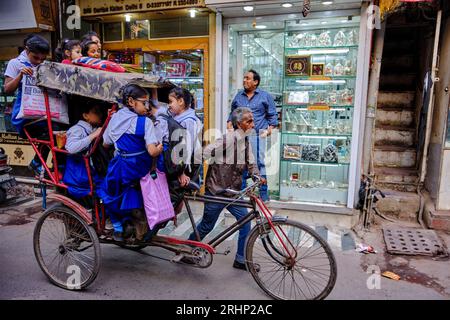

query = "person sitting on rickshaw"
[187, 107, 266, 270]
[98, 84, 163, 241]
[62, 102, 103, 201]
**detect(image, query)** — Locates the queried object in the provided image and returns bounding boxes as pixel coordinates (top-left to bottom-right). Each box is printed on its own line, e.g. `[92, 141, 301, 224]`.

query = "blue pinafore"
[98, 116, 152, 218]
[63, 126, 102, 199]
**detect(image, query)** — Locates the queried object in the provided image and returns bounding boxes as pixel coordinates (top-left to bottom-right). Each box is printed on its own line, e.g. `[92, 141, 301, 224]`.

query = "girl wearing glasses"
[99, 84, 163, 241]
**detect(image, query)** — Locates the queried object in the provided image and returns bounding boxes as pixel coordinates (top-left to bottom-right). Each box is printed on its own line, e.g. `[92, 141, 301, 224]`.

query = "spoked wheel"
[245, 219, 337, 300]
[33, 204, 101, 290]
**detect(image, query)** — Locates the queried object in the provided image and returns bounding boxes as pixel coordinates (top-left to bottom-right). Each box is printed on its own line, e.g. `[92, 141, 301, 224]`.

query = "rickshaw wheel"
[33, 204, 101, 290]
[245, 219, 337, 300]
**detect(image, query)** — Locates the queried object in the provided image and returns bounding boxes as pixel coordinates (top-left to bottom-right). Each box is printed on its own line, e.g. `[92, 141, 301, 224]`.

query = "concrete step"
[377, 91, 415, 109]
[376, 189, 420, 221]
[421, 191, 450, 231]
[373, 167, 418, 192]
[381, 54, 415, 72]
[374, 125, 415, 147]
[380, 73, 417, 91]
[374, 145, 417, 168]
[423, 207, 450, 231]
[376, 108, 415, 127]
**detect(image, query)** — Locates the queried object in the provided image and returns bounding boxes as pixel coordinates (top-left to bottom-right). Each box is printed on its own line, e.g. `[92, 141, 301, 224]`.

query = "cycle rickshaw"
[30, 61, 337, 300]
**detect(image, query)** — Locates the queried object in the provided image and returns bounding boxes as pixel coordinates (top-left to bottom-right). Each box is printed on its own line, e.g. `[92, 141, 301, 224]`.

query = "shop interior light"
[243, 6, 254, 12]
[296, 48, 349, 55]
[282, 3, 293, 8]
[124, 14, 131, 22]
[322, 1, 334, 5]
[189, 9, 196, 18]
[321, 21, 328, 24]
[341, 19, 348, 23]
[255, 25, 267, 29]
[296, 80, 346, 85]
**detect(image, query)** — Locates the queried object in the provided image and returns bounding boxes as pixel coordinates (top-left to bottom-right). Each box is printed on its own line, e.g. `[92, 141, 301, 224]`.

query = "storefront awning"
[0, 0, 56, 31]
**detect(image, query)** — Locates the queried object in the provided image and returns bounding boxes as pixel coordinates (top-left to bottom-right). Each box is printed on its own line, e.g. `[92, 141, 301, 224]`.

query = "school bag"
[158, 112, 201, 180]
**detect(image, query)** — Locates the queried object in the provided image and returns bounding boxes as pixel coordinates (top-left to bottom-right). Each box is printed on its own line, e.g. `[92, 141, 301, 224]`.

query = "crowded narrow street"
[1, 0, 450, 304]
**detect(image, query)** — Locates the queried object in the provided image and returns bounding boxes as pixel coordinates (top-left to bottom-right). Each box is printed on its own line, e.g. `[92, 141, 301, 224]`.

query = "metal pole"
[363, 21, 386, 175]
[419, 10, 442, 183]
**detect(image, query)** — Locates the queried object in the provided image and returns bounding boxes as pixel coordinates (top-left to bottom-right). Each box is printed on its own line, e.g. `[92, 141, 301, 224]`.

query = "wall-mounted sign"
[32, 0, 56, 31]
[0, 133, 34, 166]
[79, 0, 206, 17]
[285, 55, 311, 76]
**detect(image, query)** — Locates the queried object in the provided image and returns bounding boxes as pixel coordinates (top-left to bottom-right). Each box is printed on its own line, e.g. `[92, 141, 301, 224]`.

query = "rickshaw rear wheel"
[33, 204, 101, 290]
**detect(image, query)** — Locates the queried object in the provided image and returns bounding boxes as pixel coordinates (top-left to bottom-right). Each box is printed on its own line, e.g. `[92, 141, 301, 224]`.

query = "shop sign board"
[79, 0, 206, 16]
[0, 133, 35, 166]
[31, 0, 56, 31]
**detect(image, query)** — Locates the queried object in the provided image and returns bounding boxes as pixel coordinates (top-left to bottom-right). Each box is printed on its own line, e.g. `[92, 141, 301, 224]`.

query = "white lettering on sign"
[80, 0, 204, 16]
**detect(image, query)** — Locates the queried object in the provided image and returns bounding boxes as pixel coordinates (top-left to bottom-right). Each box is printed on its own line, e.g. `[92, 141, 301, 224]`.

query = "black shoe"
[122, 221, 135, 239]
[233, 260, 260, 272]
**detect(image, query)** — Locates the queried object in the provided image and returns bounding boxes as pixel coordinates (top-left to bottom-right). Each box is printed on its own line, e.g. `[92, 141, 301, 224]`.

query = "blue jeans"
[189, 192, 250, 264]
[242, 134, 269, 201]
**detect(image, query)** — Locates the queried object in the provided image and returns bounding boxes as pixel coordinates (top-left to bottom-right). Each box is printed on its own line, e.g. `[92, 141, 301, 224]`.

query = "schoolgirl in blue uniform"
[168, 87, 203, 187]
[99, 84, 163, 240]
[63, 103, 103, 199]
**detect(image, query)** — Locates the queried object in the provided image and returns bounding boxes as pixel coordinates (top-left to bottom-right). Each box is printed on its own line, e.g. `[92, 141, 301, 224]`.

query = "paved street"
[0, 198, 449, 300]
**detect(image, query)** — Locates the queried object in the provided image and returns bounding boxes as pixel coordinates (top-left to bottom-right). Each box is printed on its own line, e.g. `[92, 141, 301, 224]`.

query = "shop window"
[0, 61, 16, 133]
[102, 22, 123, 42]
[125, 20, 150, 40]
[150, 16, 208, 39]
[228, 16, 361, 205]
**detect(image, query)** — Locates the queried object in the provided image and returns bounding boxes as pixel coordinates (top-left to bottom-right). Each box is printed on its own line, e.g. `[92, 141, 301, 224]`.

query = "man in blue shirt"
[227, 70, 278, 201]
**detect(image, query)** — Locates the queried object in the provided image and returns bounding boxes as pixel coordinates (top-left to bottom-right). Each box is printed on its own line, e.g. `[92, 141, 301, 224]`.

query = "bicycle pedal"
[216, 247, 231, 255]
[171, 254, 185, 263]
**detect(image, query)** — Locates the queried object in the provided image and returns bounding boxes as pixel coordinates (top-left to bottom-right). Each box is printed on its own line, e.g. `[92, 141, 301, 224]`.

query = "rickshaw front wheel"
[33, 204, 101, 290]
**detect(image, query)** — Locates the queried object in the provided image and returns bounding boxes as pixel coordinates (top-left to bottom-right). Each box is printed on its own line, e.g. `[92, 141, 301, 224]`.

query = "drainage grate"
[383, 227, 448, 257]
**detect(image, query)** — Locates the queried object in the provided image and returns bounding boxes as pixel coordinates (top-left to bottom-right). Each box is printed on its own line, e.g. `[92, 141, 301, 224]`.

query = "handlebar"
[222, 175, 263, 198]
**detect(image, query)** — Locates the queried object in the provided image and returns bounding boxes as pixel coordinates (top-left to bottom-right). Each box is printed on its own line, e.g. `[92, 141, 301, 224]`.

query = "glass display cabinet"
[143, 50, 205, 123]
[279, 18, 360, 205]
[227, 16, 361, 205]
[241, 32, 284, 107]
